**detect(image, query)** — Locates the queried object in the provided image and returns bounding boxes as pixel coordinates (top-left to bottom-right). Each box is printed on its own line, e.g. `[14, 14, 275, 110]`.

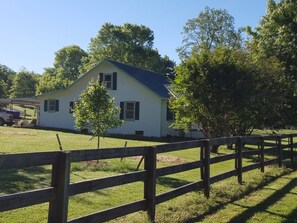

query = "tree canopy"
[10, 69, 39, 98]
[73, 80, 123, 148]
[246, 0, 297, 126]
[36, 45, 87, 94]
[177, 7, 243, 59]
[0, 64, 16, 96]
[54, 45, 88, 81]
[247, 0, 297, 79]
[81, 22, 175, 75]
[170, 47, 288, 141]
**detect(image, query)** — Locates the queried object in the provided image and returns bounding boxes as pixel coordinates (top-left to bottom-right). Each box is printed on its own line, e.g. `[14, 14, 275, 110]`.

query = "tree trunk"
[97, 133, 100, 149]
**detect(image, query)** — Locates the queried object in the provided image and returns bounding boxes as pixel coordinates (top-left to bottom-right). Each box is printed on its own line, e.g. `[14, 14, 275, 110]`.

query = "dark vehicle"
[6, 110, 21, 119]
[0, 110, 14, 126]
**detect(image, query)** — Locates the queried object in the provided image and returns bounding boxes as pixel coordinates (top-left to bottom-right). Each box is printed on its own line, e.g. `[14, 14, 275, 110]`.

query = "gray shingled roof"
[107, 60, 170, 98]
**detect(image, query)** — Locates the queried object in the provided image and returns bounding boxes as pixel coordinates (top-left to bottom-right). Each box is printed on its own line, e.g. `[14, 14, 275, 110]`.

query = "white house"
[36, 60, 203, 138]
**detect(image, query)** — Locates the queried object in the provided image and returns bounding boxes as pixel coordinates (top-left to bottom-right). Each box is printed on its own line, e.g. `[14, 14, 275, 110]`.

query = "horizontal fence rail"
[0, 134, 297, 223]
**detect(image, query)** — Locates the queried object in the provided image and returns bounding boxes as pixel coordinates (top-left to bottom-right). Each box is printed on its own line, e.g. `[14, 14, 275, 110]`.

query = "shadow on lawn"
[185, 162, 297, 223]
[228, 175, 297, 223]
[0, 166, 52, 194]
[157, 176, 191, 188]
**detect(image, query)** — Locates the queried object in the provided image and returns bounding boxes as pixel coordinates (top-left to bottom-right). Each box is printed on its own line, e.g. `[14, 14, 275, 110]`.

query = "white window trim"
[48, 99, 57, 112]
[124, 101, 135, 121]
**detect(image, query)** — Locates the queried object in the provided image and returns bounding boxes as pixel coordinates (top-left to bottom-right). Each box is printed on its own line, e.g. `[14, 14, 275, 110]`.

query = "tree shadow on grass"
[0, 166, 52, 194]
[157, 176, 191, 188]
[185, 167, 297, 223]
[227, 176, 297, 223]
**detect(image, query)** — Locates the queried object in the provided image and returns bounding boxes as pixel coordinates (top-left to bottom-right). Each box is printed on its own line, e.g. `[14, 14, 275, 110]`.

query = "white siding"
[38, 61, 163, 137]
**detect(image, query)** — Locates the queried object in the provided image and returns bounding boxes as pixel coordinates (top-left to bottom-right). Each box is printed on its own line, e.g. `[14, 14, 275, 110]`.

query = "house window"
[166, 103, 174, 121]
[99, 72, 117, 90]
[135, 130, 144, 136]
[69, 101, 77, 113]
[44, 100, 59, 112]
[103, 74, 112, 89]
[120, 101, 139, 121]
[125, 102, 135, 120]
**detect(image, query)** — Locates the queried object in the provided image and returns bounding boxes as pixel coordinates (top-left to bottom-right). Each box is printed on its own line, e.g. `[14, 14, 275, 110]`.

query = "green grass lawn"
[0, 126, 161, 153]
[202, 166, 297, 223]
[0, 126, 297, 222]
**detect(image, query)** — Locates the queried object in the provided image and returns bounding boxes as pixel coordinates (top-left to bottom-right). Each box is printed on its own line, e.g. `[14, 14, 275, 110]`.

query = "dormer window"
[103, 74, 112, 89]
[99, 72, 117, 90]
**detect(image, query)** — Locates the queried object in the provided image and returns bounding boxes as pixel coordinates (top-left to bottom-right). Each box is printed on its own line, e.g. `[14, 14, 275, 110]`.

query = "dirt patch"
[157, 154, 188, 164]
[0, 129, 36, 136]
[131, 154, 188, 164]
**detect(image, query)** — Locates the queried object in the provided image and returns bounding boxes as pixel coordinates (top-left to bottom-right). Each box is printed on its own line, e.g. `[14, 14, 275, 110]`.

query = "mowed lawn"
[0, 126, 161, 153]
[1, 126, 297, 222]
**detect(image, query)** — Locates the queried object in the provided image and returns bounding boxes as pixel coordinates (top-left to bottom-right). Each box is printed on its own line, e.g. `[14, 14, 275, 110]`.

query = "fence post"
[290, 135, 294, 162]
[203, 140, 210, 198]
[236, 137, 243, 184]
[48, 151, 71, 223]
[277, 136, 282, 167]
[260, 136, 265, 172]
[144, 146, 157, 222]
[200, 145, 204, 181]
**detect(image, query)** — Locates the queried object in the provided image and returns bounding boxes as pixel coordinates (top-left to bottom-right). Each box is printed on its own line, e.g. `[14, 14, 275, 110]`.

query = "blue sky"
[0, 0, 267, 74]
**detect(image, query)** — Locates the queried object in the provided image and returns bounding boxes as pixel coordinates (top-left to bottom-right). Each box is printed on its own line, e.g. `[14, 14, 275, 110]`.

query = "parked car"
[0, 110, 14, 126]
[6, 110, 21, 119]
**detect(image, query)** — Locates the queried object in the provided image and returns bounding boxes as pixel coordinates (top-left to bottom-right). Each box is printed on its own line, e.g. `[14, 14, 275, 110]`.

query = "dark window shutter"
[69, 101, 74, 113]
[55, 100, 59, 112]
[44, 100, 48, 112]
[112, 72, 117, 90]
[99, 73, 103, 84]
[135, 102, 140, 120]
[120, 102, 124, 120]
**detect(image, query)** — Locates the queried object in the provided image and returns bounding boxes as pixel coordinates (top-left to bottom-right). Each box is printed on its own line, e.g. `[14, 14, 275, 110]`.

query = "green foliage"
[35, 68, 70, 95]
[248, 0, 297, 78]
[170, 47, 288, 138]
[73, 80, 123, 148]
[177, 7, 243, 59]
[10, 69, 39, 98]
[247, 0, 297, 126]
[0, 64, 16, 96]
[36, 45, 87, 94]
[54, 45, 88, 81]
[81, 22, 175, 75]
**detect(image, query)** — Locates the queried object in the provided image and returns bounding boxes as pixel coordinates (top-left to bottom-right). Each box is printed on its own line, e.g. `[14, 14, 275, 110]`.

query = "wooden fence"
[1, 134, 297, 223]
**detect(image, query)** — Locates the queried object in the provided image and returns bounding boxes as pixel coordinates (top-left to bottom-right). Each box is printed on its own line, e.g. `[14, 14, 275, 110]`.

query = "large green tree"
[0, 64, 16, 95]
[248, 0, 297, 78]
[10, 69, 39, 98]
[54, 45, 88, 81]
[177, 7, 243, 59]
[81, 22, 175, 74]
[73, 80, 123, 148]
[247, 0, 297, 126]
[36, 68, 71, 95]
[36, 45, 87, 94]
[170, 47, 288, 145]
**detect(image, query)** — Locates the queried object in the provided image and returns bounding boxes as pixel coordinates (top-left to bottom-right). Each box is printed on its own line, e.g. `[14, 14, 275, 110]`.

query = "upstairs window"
[99, 72, 117, 90]
[103, 74, 112, 89]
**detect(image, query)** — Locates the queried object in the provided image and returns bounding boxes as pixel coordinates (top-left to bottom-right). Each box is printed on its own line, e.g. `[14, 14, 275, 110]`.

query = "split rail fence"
[0, 134, 297, 223]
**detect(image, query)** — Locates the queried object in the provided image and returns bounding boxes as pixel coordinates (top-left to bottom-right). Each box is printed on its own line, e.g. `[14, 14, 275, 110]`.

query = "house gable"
[36, 60, 173, 137]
